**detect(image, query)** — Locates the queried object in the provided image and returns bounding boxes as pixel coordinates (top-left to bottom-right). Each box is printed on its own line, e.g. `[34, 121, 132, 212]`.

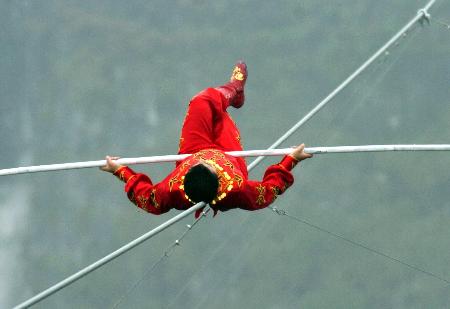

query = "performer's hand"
[100, 156, 123, 173]
[290, 144, 313, 161]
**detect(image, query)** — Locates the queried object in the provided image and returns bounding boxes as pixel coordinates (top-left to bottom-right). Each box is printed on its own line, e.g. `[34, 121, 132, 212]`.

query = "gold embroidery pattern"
[223, 160, 234, 170]
[218, 176, 227, 191]
[150, 189, 160, 209]
[168, 176, 182, 192]
[212, 150, 225, 158]
[180, 160, 191, 171]
[271, 186, 281, 200]
[118, 170, 126, 181]
[256, 184, 266, 206]
[232, 66, 245, 81]
[210, 150, 225, 162]
[228, 115, 242, 145]
[193, 150, 207, 158]
[207, 156, 218, 165]
[193, 150, 209, 161]
[137, 195, 149, 211]
[180, 151, 237, 205]
[234, 174, 243, 188]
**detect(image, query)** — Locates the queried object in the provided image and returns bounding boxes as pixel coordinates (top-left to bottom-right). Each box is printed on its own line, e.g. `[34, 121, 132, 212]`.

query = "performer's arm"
[100, 156, 167, 215]
[240, 144, 312, 211]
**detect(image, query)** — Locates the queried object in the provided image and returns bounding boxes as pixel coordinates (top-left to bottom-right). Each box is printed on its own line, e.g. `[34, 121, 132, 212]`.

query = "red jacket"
[114, 88, 299, 216]
[114, 150, 298, 216]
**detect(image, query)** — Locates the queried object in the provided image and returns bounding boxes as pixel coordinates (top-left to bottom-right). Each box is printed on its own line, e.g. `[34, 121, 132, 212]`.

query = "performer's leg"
[178, 90, 219, 154]
[215, 61, 247, 109]
[178, 61, 248, 155]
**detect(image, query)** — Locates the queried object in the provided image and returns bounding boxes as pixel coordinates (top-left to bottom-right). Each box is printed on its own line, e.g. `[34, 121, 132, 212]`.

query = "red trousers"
[177, 87, 248, 178]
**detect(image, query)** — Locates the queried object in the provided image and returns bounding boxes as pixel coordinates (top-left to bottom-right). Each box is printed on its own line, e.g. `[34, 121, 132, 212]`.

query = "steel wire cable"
[314, 23, 421, 145]
[111, 209, 210, 308]
[270, 206, 450, 285]
[435, 18, 450, 29]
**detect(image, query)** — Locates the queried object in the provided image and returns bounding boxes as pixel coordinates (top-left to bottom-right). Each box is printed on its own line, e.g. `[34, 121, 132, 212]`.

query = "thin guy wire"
[270, 206, 450, 285]
[429, 0, 450, 31]
[111, 208, 211, 308]
[435, 18, 450, 29]
[166, 210, 259, 309]
[191, 214, 273, 309]
[315, 23, 420, 144]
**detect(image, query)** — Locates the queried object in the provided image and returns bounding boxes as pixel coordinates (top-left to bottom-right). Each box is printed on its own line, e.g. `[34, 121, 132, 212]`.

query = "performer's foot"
[229, 61, 247, 108]
[216, 60, 248, 109]
[230, 61, 247, 92]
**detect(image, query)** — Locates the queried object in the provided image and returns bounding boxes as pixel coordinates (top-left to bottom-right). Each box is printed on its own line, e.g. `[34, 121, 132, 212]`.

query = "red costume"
[114, 66, 300, 216]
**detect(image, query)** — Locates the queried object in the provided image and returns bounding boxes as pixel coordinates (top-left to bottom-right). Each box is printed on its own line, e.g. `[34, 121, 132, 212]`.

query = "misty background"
[1, 0, 450, 308]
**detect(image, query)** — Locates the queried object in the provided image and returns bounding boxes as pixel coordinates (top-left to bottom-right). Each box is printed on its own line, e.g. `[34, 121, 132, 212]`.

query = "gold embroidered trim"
[271, 186, 281, 200]
[168, 176, 182, 192]
[233, 174, 243, 188]
[150, 189, 160, 209]
[232, 66, 245, 81]
[137, 195, 149, 211]
[180, 153, 236, 205]
[256, 184, 266, 206]
[127, 175, 136, 183]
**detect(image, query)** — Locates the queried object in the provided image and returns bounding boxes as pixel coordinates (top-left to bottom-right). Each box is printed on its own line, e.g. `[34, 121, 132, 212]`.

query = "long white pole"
[0, 149, 285, 176]
[307, 144, 450, 154]
[2, 144, 449, 177]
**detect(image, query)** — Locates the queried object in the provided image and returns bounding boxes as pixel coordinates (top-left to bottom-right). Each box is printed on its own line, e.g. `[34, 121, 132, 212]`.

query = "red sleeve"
[239, 155, 298, 211]
[113, 166, 168, 215]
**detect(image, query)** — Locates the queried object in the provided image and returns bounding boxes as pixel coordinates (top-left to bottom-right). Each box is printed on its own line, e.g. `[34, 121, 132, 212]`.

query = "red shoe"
[230, 61, 247, 92]
[216, 61, 248, 109]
